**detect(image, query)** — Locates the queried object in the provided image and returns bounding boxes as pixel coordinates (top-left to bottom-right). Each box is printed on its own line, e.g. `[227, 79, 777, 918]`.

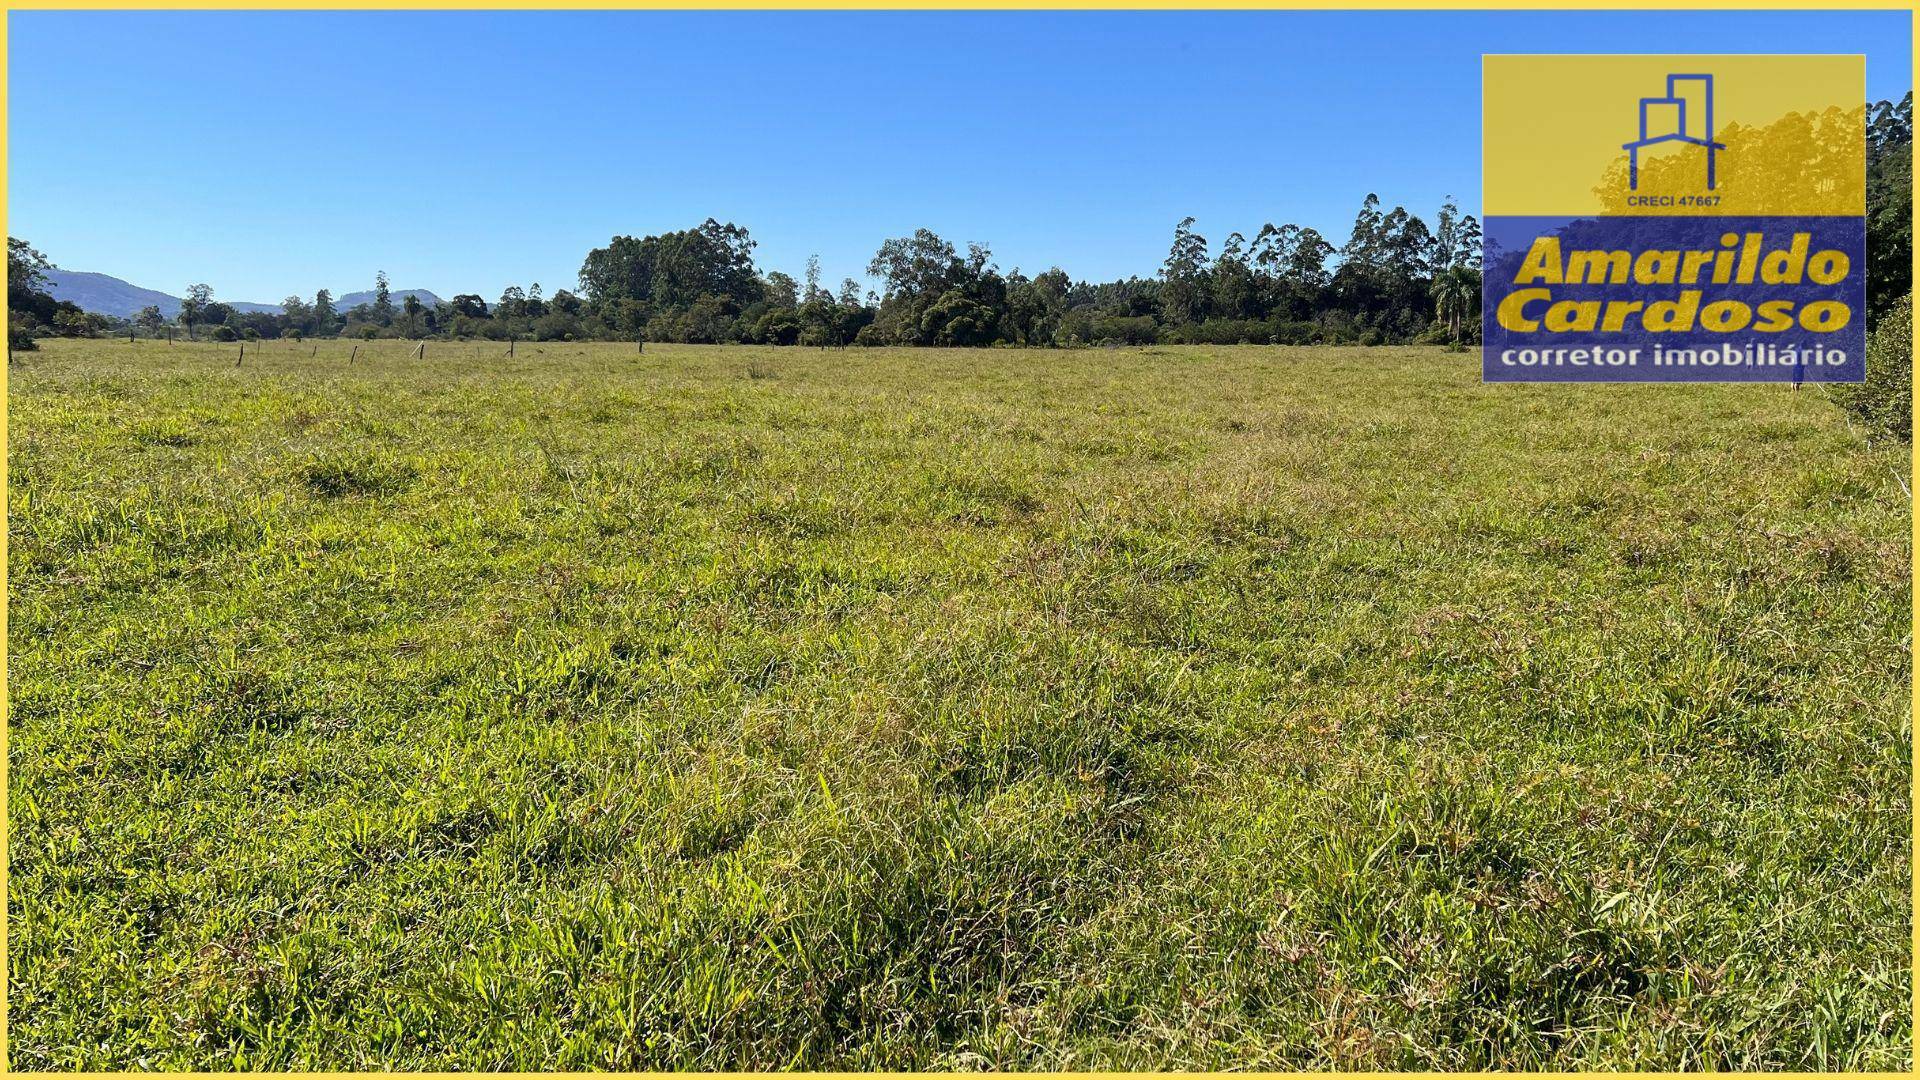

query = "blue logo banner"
[1483, 214, 1866, 383]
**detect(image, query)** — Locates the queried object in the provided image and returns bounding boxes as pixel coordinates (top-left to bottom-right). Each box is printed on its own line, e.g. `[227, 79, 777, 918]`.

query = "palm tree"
[1430, 265, 1480, 347]
[401, 293, 425, 338]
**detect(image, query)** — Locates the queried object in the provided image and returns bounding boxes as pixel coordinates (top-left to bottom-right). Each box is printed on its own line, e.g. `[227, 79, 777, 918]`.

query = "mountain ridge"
[43, 268, 442, 319]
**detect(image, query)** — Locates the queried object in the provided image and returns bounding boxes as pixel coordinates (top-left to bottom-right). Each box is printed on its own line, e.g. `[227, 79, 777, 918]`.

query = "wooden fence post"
[236, 342, 245, 367]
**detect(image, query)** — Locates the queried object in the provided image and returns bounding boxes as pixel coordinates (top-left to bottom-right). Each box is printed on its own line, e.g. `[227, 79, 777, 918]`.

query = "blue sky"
[9, 11, 1912, 304]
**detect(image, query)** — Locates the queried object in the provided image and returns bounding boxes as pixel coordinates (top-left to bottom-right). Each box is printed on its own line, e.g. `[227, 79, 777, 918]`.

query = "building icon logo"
[1623, 73, 1728, 190]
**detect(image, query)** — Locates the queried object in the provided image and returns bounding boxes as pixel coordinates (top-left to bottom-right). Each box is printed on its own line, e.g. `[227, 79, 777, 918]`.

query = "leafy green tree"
[1867, 93, 1913, 324]
[797, 288, 837, 346]
[833, 278, 872, 345]
[681, 294, 733, 343]
[312, 289, 338, 336]
[866, 231, 1006, 346]
[1249, 223, 1334, 320]
[178, 283, 212, 340]
[1003, 267, 1070, 345]
[1341, 194, 1387, 271]
[868, 229, 958, 300]
[578, 220, 762, 320]
[52, 308, 95, 337]
[9, 237, 58, 349]
[491, 286, 526, 340]
[756, 308, 801, 345]
[1210, 232, 1259, 320]
[1454, 216, 1482, 271]
[372, 271, 394, 326]
[281, 294, 312, 335]
[1431, 197, 1482, 273]
[135, 305, 166, 338]
[919, 290, 999, 346]
[764, 271, 799, 309]
[1334, 195, 1437, 337]
[804, 255, 823, 301]
[9, 237, 51, 297]
[1159, 218, 1209, 325]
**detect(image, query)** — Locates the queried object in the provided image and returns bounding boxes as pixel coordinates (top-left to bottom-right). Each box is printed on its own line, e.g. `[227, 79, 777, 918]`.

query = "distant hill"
[43, 269, 441, 319]
[42, 269, 189, 319]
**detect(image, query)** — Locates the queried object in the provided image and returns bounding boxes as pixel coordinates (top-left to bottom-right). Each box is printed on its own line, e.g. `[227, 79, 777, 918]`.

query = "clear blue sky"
[9, 10, 1912, 304]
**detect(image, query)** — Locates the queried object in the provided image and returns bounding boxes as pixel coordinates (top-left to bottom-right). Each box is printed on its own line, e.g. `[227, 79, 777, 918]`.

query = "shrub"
[755, 310, 801, 346]
[1164, 319, 1272, 345]
[1159, 318, 1323, 346]
[211, 326, 238, 342]
[532, 313, 580, 341]
[1052, 310, 1160, 347]
[1833, 293, 1912, 442]
[52, 309, 97, 338]
[1087, 315, 1160, 346]
[1272, 321, 1319, 345]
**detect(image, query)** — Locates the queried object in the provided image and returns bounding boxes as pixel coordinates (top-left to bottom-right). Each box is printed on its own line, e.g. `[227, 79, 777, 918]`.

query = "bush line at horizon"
[8, 338, 1911, 1069]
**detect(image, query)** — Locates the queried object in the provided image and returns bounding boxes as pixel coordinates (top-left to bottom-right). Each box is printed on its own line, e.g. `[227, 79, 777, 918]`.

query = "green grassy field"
[8, 338, 1912, 1069]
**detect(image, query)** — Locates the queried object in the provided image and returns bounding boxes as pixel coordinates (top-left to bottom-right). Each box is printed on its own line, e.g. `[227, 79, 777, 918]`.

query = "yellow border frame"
[1, 1, 1916, 7]
[0, 5, 1912, 1076]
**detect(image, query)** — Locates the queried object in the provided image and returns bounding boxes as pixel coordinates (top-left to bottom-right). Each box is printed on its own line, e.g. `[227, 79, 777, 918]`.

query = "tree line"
[6, 197, 1488, 351]
[10, 94, 1909, 353]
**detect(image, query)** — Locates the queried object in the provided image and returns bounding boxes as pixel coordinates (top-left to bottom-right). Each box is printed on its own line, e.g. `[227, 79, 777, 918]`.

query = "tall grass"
[8, 338, 1911, 1069]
